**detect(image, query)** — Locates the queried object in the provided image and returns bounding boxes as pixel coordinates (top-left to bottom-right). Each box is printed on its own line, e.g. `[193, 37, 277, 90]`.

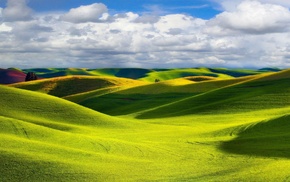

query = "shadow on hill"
[115, 68, 152, 79]
[79, 93, 194, 116]
[136, 76, 290, 119]
[0, 69, 26, 84]
[220, 115, 290, 158]
[208, 68, 260, 77]
[46, 77, 115, 97]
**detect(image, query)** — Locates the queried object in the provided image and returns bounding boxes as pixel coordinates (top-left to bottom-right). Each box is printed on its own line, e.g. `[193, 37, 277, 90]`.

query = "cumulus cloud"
[214, 0, 290, 11]
[2, 0, 290, 68]
[134, 15, 160, 24]
[10, 21, 53, 41]
[208, 0, 290, 34]
[0, 23, 12, 32]
[61, 3, 108, 23]
[2, 0, 33, 22]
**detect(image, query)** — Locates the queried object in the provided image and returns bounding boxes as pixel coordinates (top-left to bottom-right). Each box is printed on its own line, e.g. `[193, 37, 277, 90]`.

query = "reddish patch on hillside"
[0, 69, 26, 84]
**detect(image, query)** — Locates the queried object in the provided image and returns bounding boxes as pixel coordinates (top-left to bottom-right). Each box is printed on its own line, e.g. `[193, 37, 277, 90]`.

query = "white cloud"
[61, 3, 108, 23]
[134, 15, 160, 24]
[9, 21, 53, 41]
[208, 0, 290, 34]
[213, 0, 290, 11]
[2, 0, 33, 22]
[0, 23, 12, 32]
[1, 0, 290, 69]
[154, 14, 205, 34]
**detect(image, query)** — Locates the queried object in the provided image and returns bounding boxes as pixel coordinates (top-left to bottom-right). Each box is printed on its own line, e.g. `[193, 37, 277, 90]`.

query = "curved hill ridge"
[0, 85, 121, 127]
[136, 69, 290, 118]
[1, 67, 270, 83]
[221, 114, 290, 158]
[2, 68, 290, 181]
[0, 68, 26, 84]
[77, 75, 257, 116]
[10, 75, 147, 97]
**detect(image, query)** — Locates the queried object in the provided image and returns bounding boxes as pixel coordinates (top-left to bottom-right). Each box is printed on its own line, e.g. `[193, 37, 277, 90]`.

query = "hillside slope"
[0, 85, 152, 181]
[78, 75, 257, 116]
[221, 114, 290, 158]
[0, 85, 121, 127]
[0, 68, 26, 84]
[10, 75, 147, 98]
[2, 71, 290, 181]
[22, 67, 268, 81]
[137, 69, 290, 118]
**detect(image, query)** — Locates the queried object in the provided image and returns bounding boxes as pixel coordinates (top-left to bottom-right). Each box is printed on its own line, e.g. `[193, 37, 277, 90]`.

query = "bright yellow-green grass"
[23, 68, 153, 79]
[10, 75, 147, 98]
[2, 70, 290, 181]
[139, 67, 234, 82]
[78, 75, 257, 115]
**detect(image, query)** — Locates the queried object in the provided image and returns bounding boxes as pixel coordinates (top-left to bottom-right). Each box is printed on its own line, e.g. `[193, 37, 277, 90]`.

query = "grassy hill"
[0, 68, 26, 84]
[10, 75, 147, 98]
[21, 67, 270, 81]
[0, 67, 273, 86]
[0, 85, 130, 180]
[131, 70, 289, 118]
[221, 114, 290, 158]
[78, 75, 257, 116]
[2, 68, 290, 181]
[23, 68, 154, 80]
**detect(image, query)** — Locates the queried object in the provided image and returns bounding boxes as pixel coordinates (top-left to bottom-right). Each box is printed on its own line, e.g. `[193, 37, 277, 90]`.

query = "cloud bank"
[0, 0, 290, 68]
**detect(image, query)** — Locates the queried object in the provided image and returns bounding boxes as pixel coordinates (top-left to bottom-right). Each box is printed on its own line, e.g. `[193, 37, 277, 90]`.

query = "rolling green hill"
[23, 68, 154, 80]
[2, 68, 290, 181]
[136, 70, 290, 119]
[221, 114, 290, 158]
[10, 75, 147, 98]
[0, 85, 120, 127]
[78, 75, 258, 116]
[21, 67, 270, 82]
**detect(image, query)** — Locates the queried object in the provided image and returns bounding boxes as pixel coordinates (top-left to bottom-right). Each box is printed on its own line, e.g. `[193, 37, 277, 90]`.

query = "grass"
[139, 67, 234, 82]
[1, 68, 290, 181]
[221, 114, 290, 158]
[10, 75, 147, 98]
[21, 67, 265, 82]
[78, 75, 257, 116]
[23, 68, 154, 79]
[136, 70, 290, 119]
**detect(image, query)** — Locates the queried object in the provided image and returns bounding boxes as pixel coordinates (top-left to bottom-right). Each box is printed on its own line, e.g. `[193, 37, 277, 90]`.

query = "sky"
[0, 0, 290, 68]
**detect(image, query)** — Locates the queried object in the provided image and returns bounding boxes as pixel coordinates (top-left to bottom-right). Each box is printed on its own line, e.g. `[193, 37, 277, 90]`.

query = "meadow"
[1, 67, 290, 181]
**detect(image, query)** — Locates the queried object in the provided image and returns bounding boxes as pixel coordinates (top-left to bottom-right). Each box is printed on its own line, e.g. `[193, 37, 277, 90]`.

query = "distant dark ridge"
[115, 68, 152, 79]
[23, 68, 54, 73]
[185, 76, 217, 82]
[23, 68, 153, 79]
[23, 68, 90, 78]
[208, 68, 262, 77]
[4, 67, 281, 84]
[258, 67, 281, 72]
[0, 68, 26, 84]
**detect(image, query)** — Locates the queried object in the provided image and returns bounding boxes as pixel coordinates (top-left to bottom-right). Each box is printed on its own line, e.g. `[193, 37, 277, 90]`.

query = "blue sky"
[0, 0, 221, 19]
[1, 0, 290, 68]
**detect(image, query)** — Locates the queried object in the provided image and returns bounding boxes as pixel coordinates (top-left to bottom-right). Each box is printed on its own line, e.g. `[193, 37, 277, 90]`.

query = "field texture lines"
[1, 68, 290, 181]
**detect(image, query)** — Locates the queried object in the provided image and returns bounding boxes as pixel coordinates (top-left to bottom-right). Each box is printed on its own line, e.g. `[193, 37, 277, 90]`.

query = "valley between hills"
[1, 67, 290, 181]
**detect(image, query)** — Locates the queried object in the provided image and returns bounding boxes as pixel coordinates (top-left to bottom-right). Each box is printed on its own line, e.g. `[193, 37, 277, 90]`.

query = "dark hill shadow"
[115, 68, 152, 79]
[136, 77, 290, 119]
[220, 115, 290, 159]
[208, 68, 261, 77]
[0, 69, 26, 84]
[79, 93, 194, 116]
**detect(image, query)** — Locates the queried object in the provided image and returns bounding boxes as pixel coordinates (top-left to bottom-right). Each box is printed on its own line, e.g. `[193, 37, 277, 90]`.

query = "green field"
[2, 68, 290, 181]
[22, 67, 270, 81]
